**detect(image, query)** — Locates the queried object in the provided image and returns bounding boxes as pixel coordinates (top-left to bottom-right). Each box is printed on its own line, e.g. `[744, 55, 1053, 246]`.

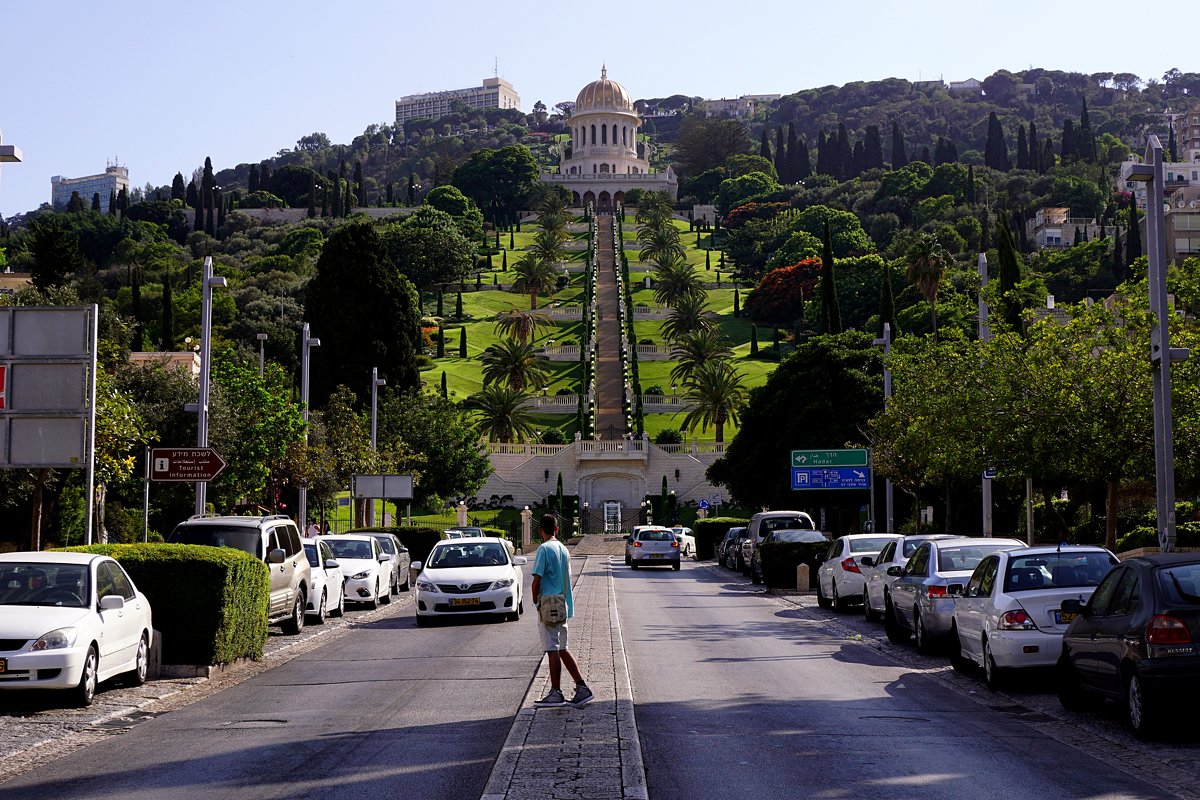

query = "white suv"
[168, 515, 312, 635]
[625, 526, 681, 570]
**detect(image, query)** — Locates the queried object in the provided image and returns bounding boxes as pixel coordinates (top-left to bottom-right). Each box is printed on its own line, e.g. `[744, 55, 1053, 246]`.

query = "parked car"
[952, 545, 1117, 689]
[0, 552, 153, 706]
[885, 537, 1024, 653]
[626, 527, 681, 570]
[742, 511, 818, 579]
[413, 537, 527, 625]
[169, 514, 311, 635]
[1057, 552, 1200, 738]
[752, 529, 830, 588]
[301, 537, 346, 623]
[720, 527, 747, 570]
[445, 527, 485, 539]
[362, 532, 412, 594]
[319, 535, 391, 609]
[672, 527, 697, 559]
[862, 535, 958, 622]
[815, 534, 901, 611]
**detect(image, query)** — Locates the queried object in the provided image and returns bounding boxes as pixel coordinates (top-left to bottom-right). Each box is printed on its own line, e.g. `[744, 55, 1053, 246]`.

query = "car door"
[1068, 566, 1124, 688]
[319, 540, 342, 609]
[819, 540, 841, 594]
[957, 556, 997, 663]
[893, 545, 930, 629]
[95, 562, 136, 666]
[1091, 567, 1141, 694]
[265, 529, 289, 615]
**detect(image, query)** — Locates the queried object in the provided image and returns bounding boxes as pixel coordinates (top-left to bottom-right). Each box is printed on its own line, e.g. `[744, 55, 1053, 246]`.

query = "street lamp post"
[368, 367, 386, 526]
[872, 323, 893, 533]
[1128, 135, 1189, 552]
[189, 256, 226, 516]
[978, 253, 993, 537]
[256, 333, 268, 378]
[0, 131, 22, 239]
[297, 322, 320, 531]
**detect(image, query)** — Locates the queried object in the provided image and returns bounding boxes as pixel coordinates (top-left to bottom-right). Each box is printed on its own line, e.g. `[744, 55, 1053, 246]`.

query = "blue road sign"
[698, 499, 710, 510]
[791, 466, 870, 490]
[983, 468, 997, 480]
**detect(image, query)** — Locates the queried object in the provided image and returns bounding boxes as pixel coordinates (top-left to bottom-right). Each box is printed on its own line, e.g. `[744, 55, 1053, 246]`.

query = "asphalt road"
[614, 560, 1175, 800]
[0, 576, 541, 800]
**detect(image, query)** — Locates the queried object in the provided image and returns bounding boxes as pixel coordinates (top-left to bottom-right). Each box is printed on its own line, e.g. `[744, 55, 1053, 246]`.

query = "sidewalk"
[482, 555, 647, 800]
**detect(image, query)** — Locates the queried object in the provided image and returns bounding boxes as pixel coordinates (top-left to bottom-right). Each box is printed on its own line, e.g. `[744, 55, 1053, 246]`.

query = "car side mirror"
[860, 556, 875, 568]
[378, 553, 391, 562]
[513, 556, 528, 566]
[324, 559, 340, 570]
[267, 548, 286, 564]
[815, 553, 826, 563]
[886, 566, 903, 577]
[99, 595, 125, 611]
[411, 561, 423, 571]
[948, 583, 964, 597]
[1061, 598, 1083, 615]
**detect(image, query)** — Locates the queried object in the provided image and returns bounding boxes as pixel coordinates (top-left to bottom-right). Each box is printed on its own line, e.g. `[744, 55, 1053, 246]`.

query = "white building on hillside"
[394, 77, 521, 124]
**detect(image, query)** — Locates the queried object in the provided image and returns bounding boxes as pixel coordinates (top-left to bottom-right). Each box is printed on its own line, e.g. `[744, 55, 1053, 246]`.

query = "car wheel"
[948, 625, 973, 674]
[368, 583, 379, 610]
[380, 578, 392, 605]
[391, 575, 399, 596]
[625, 553, 631, 566]
[283, 592, 306, 635]
[416, 614, 431, 627]
[832, 580, 848, 612]
[518, 595, 525, 615]
[816, 578, 832, 609]
[750, 559, 761, 584]
[913, 609, 935, 655]
[1056, 652, 1090, 712]
[1126, 670, 1160, 739]
[736, 554, 746, 573]
[400, 572, 410, 592]
[630, 560, 639, 570]
[983, 638, 1005, 690]
[125, 634, 149, 687]
[310, 590, 328, 625]
[74, 645, 98, 707]
[672, 560, 681, 571]
[884, 599, 910, 643]
[331, 591, 345, 618]
[864, 589, 878, 622]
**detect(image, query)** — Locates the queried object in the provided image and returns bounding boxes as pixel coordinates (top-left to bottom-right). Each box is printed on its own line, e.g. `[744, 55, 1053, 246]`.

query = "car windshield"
[1158, 563, 1200, 604]
[762, 516, 813, 532]
[326, 539, 375, 560]
[902, 538, 938, 557]
[0, 563, 91, 607]
[1003, 552, 1115, 592]
[772, 530, 827, 544]
[849, 537, 895, 554]
[937, 545, 1007, 572]
[169, 524, 262, 558]
[371, 537, 396, 555]
[427, 543, 509, 568]
[303, 544, 320, 568]
[725, 528, 745, 540]
[638, 530, 674, 542]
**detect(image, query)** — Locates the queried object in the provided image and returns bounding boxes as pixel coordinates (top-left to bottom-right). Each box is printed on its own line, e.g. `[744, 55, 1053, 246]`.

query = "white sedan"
[413, 537, 527, 625]
[951, 545, 1117, 689]
[302, 537, 345, 623]
[672, 527, 697, 559]
[816, 534, 900, 611]
[318, 535, 391, 609]
[0, 552, 153, 706]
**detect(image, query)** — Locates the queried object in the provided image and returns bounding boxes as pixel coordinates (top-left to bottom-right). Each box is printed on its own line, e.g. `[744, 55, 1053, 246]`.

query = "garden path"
[593, 216, 626, 438]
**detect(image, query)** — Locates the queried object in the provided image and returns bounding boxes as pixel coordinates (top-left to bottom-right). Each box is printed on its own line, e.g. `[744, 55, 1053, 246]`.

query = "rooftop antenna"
[494, 57, 499, 78]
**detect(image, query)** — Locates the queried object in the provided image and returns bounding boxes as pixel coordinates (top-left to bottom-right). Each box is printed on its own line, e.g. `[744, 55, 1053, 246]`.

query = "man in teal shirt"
[531, 514, 592, 707]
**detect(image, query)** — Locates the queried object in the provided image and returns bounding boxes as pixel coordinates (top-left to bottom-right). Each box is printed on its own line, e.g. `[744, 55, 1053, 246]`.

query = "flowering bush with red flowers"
[743, 258, 822, 324]
[724, 201, 792, 230]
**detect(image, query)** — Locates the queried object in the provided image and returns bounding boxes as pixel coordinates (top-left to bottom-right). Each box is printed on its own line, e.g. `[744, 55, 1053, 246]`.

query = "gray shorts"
[539, 621, 569, 652]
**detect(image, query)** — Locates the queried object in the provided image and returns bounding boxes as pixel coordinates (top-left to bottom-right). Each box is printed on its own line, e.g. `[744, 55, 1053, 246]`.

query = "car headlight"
[416, 580, 438, 592]
[491, 578, 515, 590]
[31, 627, 78, 651]
[351, 570, 371, 580]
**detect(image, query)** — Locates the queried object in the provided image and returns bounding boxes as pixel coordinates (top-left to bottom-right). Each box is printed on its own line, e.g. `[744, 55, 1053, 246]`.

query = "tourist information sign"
[790, 449, 868, 468]
[150, 447, 227, 482]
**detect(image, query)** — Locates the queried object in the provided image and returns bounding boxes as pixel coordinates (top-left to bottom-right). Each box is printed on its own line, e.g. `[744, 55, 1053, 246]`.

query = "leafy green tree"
[381, 206, 475, 290]
[425, 185, 474, 217]
[28, 214, 84, 289]
[467, 384, 537, 443]
[305, 221, 422, 406]
[994, 212, 1024, 335]
[451, 145, 540, 224]
[675, 116, 751, 177]
[480, 338, 549, 391]
[171, 172, 187, 202]
[715, 171, 780, 216]
[680, 362, 747, 443]
[379, 392, 491, 504]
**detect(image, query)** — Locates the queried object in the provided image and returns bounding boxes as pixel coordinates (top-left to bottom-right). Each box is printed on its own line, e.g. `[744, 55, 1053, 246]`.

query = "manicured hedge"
[61, 544, 269, 665]
[760, 541, 828, 590]
[693, 517, 750, 560]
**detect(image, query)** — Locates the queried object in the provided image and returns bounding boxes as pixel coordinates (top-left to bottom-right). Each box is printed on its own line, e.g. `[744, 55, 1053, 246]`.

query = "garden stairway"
[594, 216, 627, 439]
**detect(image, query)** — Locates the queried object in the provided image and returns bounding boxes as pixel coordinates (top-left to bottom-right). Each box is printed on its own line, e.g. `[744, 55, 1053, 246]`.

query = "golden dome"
[575, 66, 634, 113]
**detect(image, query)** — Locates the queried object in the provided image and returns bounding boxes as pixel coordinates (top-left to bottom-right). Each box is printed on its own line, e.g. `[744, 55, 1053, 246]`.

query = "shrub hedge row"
[61, 543, 269, 665]
[693, 517, 750, 560]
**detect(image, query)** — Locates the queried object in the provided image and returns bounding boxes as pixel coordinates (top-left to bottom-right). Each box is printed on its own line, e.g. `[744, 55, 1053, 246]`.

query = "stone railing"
[487, 443, 568, 456]
[541, 345, 581, 361]
[638, 394, 693, 411]
[577, 439, 647, 455]
[519, 394, 580, 414]
[653, 441, 727, 455]
[633, 305, 670, 320]
[545, 306, 584, 320]
[635, 344, 671, 360]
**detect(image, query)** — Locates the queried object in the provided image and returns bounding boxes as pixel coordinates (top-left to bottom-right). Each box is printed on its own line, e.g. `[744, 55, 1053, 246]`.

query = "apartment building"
[50, 164, 129, 213]
[394, 77, 521, 124]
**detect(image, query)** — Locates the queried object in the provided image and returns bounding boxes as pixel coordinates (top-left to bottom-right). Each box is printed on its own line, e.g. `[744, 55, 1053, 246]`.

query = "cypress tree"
[329, 172, 341, 216]
[185, 180, 197, 207]
[194, 194, 203, 230]
[820, 221, 842, 334]
[502, 250, 508, 271]
[436, 292, 444, 316]
[786, 122, 801, 181]
[259, 163, 270, 187]
[353, 161, 364, 206]
[307, 173, 317, 218]
[386, 182, 394, 204]
[985, 113, 1011, 170]
[851, 140, 865, 178]
[436, 327, 445, 358]
[455, 291, 463, 319]
[1169, 127, 1178, 162]
[407, 173, 415, 205]
[1078, 98, 1095, 162]
[119, 187, 130, 215]
[1060, 119, 1076, 164]
[1028, 122, 1041, 174]
[1073, 226, 1082, 246]
[705, 250, 711, 270]
[440, 371, 448, 398]
[995, 212, 1024, 335]
[815, 130, 829, 176]
[966, 165, 976, 205]
[171, 172, 186, 202]
[1042, 139, 1056, 171]
[493, 274, 498, 285]
[879, 264, 897, 339]
[1126, 203, 1142, 263]
[1112, 227, 1126, 283]
[836, 122, 851, 180]
[891, 121, 907, 168]
[759, 128, 771, 160]
[161, 266, 175, 349]
[774, 126, 786, 180]
[749, 325, 758, 355]
[130, 269, 144, 352]
[321, 187, 329, 217]
[459, 326, 467, 358]
[733, 286, 740, 317]
[1016, 125, 1029, 170]
[248, 164, 260, 193]
[509, 229, 515, 249]
[863, 125, 884, 170]
[797, 136, 812, 179]
[204, 188, 215, 236]
[773, 327, 780, 351]
[343, 179, 352, 217]
[91, 192, 101, 211]
[215, 190, 224, 228]
[66, 191, 84, 213]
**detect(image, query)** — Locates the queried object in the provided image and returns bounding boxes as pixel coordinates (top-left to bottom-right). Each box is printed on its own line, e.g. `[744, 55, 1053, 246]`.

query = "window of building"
[622, 127, 627, 146]
[591, 125, 596, 145]
[600, 163, 609, 173]
[602, 125, 607, 145]
[593, 164, 597, 174]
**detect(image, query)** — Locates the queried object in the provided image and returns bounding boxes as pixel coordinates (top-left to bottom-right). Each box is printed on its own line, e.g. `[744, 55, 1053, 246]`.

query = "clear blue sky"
[0, 0, 1178, 218]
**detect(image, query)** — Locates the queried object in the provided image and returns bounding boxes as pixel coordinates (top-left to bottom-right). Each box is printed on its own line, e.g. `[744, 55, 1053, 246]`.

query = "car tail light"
[999, 609, 1035, 630]
[671, 540, 680, 548]
[926, 585, 947, 598]
[1147, 615, 1193, 645]
[841, 557, 860, 574]
[633, 541, 642, 548]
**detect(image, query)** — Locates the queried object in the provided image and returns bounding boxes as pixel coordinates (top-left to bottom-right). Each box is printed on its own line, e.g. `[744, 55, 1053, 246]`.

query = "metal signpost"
[352, 474, 414, 528]
[150, 447, 227, 482]
[0, 306, 98, 544]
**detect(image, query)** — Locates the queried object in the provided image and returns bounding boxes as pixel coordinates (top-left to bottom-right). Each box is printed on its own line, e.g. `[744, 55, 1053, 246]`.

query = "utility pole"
[368, 367, 386, 527]
[873, 323, 893, 532]
[298, 323, 320, 530]
[189, 256, 226, 516]
[978, 253, 993, 537]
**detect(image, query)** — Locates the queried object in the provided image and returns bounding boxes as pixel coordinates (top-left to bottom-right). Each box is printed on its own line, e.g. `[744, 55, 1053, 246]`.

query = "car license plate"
[450, 597, 480, 606]
[1055, 610, 1076, 624]
[0, 658, 5, 674]
[649, 553, 663, 558]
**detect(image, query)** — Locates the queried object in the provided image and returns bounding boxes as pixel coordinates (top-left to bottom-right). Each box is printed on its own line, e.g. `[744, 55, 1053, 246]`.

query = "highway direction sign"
[150, 447, 227, 482]
[791, 466, 870, 490]
[790, 449, 868, 468]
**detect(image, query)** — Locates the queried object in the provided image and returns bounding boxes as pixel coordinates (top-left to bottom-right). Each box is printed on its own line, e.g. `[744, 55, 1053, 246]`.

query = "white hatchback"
[0, 552, 153, 706]
[951, 545, 1117, 689]
[318, 535, 391, 609]
[413, 538, 527, 625]
[816, 534, 900, 611]
[625, 527, 681, 570]
[302, 537, 346, 623]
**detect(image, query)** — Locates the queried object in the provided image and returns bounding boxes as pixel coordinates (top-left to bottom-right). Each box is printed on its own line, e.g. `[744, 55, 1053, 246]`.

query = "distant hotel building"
[394, 77, 521, 124]
[51, 164, 129, 212]
[702, 94, 780, 119]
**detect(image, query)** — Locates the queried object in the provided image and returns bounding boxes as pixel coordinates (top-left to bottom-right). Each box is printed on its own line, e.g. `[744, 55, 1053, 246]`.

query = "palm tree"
[527, 228, 568, 265]
[511, 254, 560, 309]
[493, 306, 553, 343]
[535, 192, 569, 220]
[680, 362, 747, 443]
[905, 232, 949, 338]
[661, 293, 714, 341]
[480, 337, 550, 391]
[635, 191, 675, 228]
[652, 255, 704, 307]
[467, 384, 537, 443]
[669, 328, 733, 385]
[637, 225, 684, 265]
